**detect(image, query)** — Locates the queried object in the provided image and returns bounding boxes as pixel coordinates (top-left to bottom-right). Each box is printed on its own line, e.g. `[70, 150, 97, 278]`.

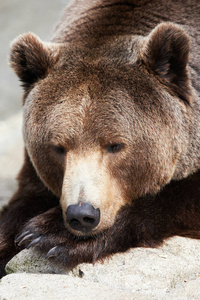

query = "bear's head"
[10, 23, 195, 236]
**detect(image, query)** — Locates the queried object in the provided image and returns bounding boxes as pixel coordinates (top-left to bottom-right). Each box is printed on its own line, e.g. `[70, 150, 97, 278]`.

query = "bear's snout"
[65, 203, 100, 233]
[61, 151, 127, 234]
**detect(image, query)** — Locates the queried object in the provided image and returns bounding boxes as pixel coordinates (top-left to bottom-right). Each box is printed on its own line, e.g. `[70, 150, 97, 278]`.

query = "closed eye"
[106, 143, 125, 154]
[52, 145, 66, 155]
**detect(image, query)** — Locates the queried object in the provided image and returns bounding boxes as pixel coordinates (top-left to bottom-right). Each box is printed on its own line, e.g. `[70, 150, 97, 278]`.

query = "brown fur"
[0, 0, 200, 277]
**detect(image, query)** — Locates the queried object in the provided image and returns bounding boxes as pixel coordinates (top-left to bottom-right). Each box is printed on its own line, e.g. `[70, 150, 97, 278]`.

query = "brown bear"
[0, 0, 200, 278]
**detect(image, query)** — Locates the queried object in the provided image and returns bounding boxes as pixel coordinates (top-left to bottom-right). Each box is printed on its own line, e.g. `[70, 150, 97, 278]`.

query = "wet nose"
[66, 203, 100, 233]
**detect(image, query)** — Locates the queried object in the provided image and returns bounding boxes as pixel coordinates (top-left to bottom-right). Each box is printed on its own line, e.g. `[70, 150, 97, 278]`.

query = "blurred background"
[0, 0, 71, 207]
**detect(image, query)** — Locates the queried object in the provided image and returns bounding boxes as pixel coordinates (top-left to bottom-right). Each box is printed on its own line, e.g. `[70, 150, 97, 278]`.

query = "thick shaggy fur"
[0, 0, 200, 278]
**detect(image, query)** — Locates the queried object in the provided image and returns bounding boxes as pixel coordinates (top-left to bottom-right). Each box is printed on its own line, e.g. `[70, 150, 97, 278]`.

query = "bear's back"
[52, 0, 200, 94]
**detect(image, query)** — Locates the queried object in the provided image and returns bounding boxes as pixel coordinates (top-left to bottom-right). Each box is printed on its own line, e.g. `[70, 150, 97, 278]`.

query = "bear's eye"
[52, 145, 66, 155]
[106, 143, 125, 154]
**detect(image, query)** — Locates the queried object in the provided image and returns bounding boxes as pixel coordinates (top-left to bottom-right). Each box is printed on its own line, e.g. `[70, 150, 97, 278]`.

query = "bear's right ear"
[10, 33, 59, 91]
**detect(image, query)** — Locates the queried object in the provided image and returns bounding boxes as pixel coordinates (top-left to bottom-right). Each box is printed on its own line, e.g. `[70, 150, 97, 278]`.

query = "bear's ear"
[142, 22, 192, 104]
[10, 33, 59, 91]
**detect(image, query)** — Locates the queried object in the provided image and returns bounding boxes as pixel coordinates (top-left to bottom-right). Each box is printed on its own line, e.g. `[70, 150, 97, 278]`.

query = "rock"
[3, 236, 200, 299]
[0, 273, 145, 300]
[5, 249, 69, 275]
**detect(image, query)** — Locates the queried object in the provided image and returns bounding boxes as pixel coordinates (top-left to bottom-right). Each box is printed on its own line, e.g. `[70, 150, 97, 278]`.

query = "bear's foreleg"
[15, 205, 146, 270]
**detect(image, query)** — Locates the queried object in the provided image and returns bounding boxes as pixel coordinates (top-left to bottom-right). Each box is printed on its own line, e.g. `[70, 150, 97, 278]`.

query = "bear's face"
[10, 23, 192, 236]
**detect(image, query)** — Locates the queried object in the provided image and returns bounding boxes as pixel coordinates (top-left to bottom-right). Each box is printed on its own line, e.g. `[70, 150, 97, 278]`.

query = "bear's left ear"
[10, 33, 60, 91]
[142, 22, 192, 104]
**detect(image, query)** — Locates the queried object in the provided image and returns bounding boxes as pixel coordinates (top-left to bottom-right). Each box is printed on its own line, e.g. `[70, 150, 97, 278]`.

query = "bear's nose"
[66, 203, 100, 233]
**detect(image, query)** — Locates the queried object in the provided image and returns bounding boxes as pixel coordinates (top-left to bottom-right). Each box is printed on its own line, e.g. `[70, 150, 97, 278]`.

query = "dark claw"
[27, 237, 42, 249]
[15, 233, 38, 246]
[15, 230, 32, 243]
[45, 246, 58, 259]
[17, 233, 36, 246]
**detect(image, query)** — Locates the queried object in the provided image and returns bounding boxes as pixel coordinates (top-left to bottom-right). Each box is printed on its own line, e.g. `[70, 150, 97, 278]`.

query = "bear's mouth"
[65, 222, 101, 238]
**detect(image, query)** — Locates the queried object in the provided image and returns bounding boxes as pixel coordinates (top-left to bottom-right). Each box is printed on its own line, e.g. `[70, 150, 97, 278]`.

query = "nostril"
[69, 219, 81, 227]
[66, 203, 100, 233]
[83, 217, 95, 224]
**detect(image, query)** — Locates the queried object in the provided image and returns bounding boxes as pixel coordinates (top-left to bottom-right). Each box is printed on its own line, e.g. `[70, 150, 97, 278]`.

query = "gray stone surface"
[0, 273, 146, 300]
[1, 1, 200, 300]
[2, 236, 200, 299]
